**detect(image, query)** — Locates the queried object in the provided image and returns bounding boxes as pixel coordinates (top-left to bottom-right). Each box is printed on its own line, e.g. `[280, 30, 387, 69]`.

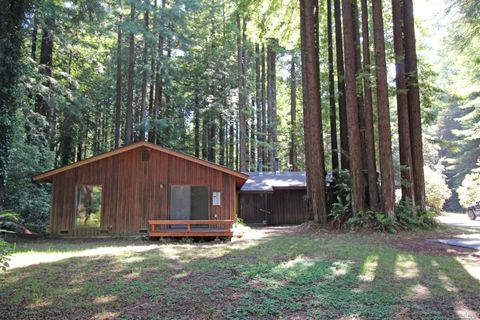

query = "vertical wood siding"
[238, 189, 310, 225]
[50, 148, 237, 236]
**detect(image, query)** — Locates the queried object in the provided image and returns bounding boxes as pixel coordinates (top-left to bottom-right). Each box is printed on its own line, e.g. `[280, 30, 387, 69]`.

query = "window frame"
[169, 184, 210, 220]
[74, 183, 104, 229]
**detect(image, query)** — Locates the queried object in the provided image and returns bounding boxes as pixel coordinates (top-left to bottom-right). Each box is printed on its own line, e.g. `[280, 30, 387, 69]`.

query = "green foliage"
[395, 199, 437, 231]
[235, 216, 246, 226]
[457, 164, 480, 208]
[424, 164, 452, 212]
[328, 169, 352, 228]
[0, 210, 19, 271]
[345, 211, 398, 234]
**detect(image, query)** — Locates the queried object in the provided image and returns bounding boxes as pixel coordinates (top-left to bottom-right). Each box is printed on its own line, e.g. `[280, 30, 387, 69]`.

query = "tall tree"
[372, 0, 395, 217]
[290, 52, 299, 171]
[114, 11, 123, 149]
[403, 0, 426, 210]
[267, 39, 278, 170]
[327, 0, 338, 174]
[255, 44, 262, 169]
[334, 0, 349, 170]
[0, 0, 29, 208]
[261, 44, 267, 168]
[392, 0, 414, 203]
[300, 0, 328, 224]
[342, 0, 365, 214]
[361, 0, 379, 210]
[139, 1, 150, 141]
[125, 2, 136, 145]
[237, 14, 247, 171]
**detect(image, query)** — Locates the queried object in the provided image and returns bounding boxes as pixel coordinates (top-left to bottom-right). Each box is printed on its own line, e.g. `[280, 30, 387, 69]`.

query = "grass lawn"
[1, 224, 479, 320]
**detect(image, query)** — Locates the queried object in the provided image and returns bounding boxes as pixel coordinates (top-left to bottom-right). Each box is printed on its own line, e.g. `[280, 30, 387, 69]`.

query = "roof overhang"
[33, 141, 248, 186]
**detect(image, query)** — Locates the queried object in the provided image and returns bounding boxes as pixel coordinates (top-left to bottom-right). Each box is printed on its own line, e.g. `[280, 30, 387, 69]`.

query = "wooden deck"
[148, 219, 234, 238]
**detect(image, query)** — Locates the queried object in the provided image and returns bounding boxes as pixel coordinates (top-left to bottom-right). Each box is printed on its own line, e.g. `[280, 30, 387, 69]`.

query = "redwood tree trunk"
[300, 0, 328, 224]
[392, 0, 414, 203]
[140, 5, 149, 141]
[267, 40, 278, 170]
[237, 14, 247, 171]
[255, 44, 262, 169]
[342, 0, 365, 214]
[334, 0, 349, 170]
[114, 12, 122, 148]
[361, 0, 379, 210]
[327, 0, 338, 174]
[372, 0, 395, 217]
[125, 3, 136, 145]
[403, 0, 425, 210]
[290, 52, 298, 171]
[261, 44, 267, 168]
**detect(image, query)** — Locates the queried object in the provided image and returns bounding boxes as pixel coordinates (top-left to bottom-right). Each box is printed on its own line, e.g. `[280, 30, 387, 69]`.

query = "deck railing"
[148, 219, 234, 238]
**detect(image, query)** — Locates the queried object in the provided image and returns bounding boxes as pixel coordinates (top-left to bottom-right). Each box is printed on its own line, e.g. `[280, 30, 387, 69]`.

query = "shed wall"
[238, 189, 310, 225]
[50, 147, 237, 236]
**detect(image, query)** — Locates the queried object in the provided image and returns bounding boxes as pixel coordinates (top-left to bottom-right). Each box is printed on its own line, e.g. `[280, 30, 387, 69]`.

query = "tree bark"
[114, 12, 123, 149]
[31, 10, 38, 61]
[342, 0, 365, 214]
[334, 0, 349, 170]
[267, 39, 278, 170]
[403, 0, 425, 210]
[327, 0, 338, 174]
[361, 0, 379, 210]
[125, 3, 136, 145]
[194, 92, 200, 158]
[261, 44, 267, 168]
[392, 0, 414, 203]
[290, 52, 298, 171]
[300, 0, 328, 224]
[140, 3, 149, 141]
[372, 0, 395, 217]
[255, 44, 262, 169]
[237, 14, 247, 171]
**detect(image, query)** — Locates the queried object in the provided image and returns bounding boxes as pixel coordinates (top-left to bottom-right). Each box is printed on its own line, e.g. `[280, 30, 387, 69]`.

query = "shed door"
[170, 185, 209, 221]
[190, 186, 209, 220]
[170, 186, 191, 220]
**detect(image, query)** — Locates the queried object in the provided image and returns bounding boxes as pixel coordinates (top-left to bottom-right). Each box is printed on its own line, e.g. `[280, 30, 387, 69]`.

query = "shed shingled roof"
[239, 172, 307, 192]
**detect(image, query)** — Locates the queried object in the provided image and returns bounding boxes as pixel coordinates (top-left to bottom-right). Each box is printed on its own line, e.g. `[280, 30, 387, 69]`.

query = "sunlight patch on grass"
[454, 302, 479, 320]
[93, 311, 120, 320]
[395, 254, 419, 279]
[406, 283, 432, 300]
[328, 261, 352, 278]
[8, 244, 160, 269]
[358, 255, 379, 282]
[438, 271, 459, 292]
[456, 257, 480, 282]
[93, 295, 117, 304]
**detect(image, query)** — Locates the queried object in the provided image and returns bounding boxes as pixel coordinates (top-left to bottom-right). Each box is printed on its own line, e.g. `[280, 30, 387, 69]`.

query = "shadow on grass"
[1, 232, 479, 320]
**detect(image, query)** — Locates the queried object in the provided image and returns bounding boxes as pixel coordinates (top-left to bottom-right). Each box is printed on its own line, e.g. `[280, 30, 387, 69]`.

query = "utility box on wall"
[212, 192, 221, 206]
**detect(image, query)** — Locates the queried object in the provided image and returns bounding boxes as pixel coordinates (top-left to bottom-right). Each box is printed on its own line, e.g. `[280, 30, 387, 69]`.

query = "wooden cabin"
[33, 141, 247, 238]
[238, 172, 311, 225]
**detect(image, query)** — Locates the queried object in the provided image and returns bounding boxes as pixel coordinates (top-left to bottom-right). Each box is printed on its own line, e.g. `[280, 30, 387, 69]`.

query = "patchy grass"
[1, 227, 479, 320]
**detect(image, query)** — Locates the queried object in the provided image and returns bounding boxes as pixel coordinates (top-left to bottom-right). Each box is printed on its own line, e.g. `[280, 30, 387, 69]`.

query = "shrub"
[328, 169, 352, 228]
[457, 165, 480, 208]
[396, 199, 437, 231]
[0, 211, 19, 271]
[424, 165, 452, 212]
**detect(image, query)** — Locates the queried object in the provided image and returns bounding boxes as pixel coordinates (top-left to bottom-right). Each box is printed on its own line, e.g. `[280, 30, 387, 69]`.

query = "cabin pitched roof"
[239, 172, 307, 192]
[33, 141, 248, 185]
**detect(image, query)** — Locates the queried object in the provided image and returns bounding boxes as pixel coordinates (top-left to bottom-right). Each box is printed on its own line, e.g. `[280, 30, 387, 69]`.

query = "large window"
[170, 185, 209, 220]
[75, 185, 102, 228]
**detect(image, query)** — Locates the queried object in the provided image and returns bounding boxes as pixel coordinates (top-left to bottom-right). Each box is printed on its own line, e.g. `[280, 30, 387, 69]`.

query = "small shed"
[238, 172, 310, 225]
[33, 141, 247, 237]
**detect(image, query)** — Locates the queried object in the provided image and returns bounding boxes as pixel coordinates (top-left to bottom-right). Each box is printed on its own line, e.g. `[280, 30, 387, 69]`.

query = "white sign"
[212, 192, 221, 206]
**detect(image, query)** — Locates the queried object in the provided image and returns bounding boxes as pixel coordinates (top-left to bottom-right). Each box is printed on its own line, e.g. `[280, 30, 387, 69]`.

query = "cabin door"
[170, 185, 209, 223]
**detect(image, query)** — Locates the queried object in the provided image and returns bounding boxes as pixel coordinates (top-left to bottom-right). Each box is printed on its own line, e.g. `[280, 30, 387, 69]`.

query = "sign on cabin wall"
[212, 192, 221, 206]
